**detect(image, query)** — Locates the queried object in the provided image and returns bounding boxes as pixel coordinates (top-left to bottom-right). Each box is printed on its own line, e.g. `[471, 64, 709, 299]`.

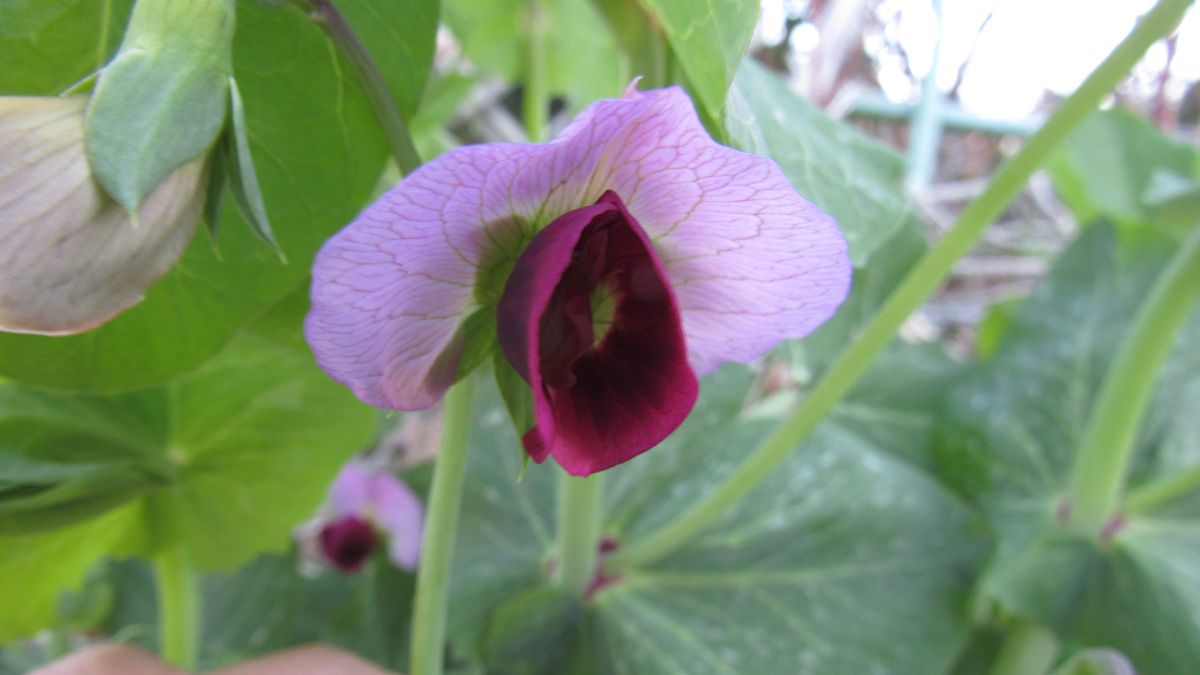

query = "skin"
[31, 644, 394, 675]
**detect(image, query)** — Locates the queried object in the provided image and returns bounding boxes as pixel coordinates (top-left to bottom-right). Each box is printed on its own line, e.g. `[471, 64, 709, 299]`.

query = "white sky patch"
[760, 0, 1200, 120]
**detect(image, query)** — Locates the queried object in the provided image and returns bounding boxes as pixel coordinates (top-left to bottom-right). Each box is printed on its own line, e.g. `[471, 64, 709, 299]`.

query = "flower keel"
[498, 191, 698, 476]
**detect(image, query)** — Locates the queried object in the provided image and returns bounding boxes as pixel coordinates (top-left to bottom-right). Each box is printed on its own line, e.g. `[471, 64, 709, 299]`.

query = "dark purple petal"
[497, 191, 699, 475]
[319, 515, 378, 573]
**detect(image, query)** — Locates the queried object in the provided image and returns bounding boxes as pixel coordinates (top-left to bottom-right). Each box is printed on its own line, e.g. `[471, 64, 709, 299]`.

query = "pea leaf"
[0, 335, 375, 639]
[0, 0, 436, 392]
[636, 0, 758, 121]
[727, 61, 917, 266]
[934, 224, 1200, 673]
[0, 0, 132, 94]
[443, 362, 984, 673]
[1048, 109, 1197, 236]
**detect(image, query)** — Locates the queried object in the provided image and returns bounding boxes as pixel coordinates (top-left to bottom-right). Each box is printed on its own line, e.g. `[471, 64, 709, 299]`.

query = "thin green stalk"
[556, 472, 604, 593]
[988, 622, 1060, 675]
[606, 0, 1194, 572]
[523, 0, 548, 142]
[154, 546, 199, 670]
[905, 0, 944, 189]
[1067, 223, 1200, 533]
[410, 380, 475, 675]
[306, 0, 421, 175]
[1125, 462, 1200, 514]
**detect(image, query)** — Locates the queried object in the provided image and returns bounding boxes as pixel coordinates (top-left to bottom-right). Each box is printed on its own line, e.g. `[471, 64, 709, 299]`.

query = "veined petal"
[307, 84, 848, 409]
[497, 192, 698, 476]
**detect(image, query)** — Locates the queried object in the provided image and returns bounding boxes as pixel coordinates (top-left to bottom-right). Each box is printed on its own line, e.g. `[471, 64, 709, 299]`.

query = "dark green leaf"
[934, 224, 1200, 673]
[727, 61, 918, 266]
[445, 362, 983, 673]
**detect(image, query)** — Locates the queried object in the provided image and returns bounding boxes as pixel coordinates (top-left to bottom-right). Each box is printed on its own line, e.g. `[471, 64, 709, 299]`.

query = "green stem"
[606, 0, 1194, 572]
[1125, 462, 1200, 514]
[1067, 224, 1200, 533]
[555, 472, 603, 593]
[988, 622, 1060, 675]
[307, 0, 421, 175]
[523, 0, 548, 142]
[154, 546, 199, 670]
[409, 380, 475, 675]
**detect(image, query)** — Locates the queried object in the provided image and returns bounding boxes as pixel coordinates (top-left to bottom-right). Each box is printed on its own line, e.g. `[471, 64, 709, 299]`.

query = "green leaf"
[0, 0, 133, 95]
[337, 0, 439, 121]
[0, 335, 375, 639]
[0, 0, 434, 392]
[443, 363, 984, 673]
[636, 0, 758, 121]
[727, 60, 918, 266]
[934, 224, 1200, 673]
[1048, 109, 1197, 235]
[0, 504, 138, 641]
[444, 0, 623, 110]
[146, 336, 375, 570]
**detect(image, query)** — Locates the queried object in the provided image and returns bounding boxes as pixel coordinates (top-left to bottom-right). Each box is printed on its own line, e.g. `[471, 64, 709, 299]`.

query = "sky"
[760, 0, 1200, 120]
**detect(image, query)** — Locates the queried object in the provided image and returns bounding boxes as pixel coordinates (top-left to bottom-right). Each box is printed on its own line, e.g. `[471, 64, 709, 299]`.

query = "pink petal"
[328, 461, 373, 517]
[368, 472, 425, 571]
[306, 84, 848, 409]
[497, 192, 698, 476]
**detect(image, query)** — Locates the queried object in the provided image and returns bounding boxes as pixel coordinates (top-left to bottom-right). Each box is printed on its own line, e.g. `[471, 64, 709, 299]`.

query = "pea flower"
[307, 460, 424, 573]
[306, 84, 850, 476]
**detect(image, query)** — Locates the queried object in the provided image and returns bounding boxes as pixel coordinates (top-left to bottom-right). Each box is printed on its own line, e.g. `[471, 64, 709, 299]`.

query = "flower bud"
[0, 96, 204, 335]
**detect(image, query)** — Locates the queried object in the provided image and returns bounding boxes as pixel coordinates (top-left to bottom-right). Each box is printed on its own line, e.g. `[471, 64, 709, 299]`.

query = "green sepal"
[493, 349, 535, 480]
[224, 76, 285, 259]
[201, 132, 230, 254]
[85, 0, 236, 214]
[452, 307, 499, 385]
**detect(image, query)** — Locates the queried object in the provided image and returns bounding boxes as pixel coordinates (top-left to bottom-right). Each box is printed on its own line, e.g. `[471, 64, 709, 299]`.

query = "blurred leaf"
[0, 0, 434, 392]
[0, 504, 138, 641]
[0, 335, 374, 639]
[1144, 170, 1200, 232]
[727, 60, 918, 266]
[934, 224, 1200, 674]
[0, 0, 133, 94]
[103, 552, 415, 671]
[1048, 109, 1197, 236]
[443, 0, 622, 110]
[443, 362, 984, 673]
[145, 336, 375, 570]
[1051, 648, 1135, 675]
[637, 0, 757, 121]
[481, 585, 580, 672]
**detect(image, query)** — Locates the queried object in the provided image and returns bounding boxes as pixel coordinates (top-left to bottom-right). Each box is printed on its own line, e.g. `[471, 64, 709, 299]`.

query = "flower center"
[319, 515, 378, 572]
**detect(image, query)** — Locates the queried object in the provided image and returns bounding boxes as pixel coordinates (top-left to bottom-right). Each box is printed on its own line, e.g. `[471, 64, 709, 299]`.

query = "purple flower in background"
[306, 84, 850, 476]
[314, 461, 423, 573]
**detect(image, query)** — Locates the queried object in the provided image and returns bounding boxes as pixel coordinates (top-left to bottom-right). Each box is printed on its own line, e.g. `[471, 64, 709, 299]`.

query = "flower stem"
[409, 379, 475, 675]
[555, 471, 603, 593]
[605, 0, 1194, 572]
[523, 0, 548, 142]
[987, 621, 1060, 675]
[306, 0, 422, 175]
[1066, 223, 1200, 533]
[154, 546, 199, 670]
